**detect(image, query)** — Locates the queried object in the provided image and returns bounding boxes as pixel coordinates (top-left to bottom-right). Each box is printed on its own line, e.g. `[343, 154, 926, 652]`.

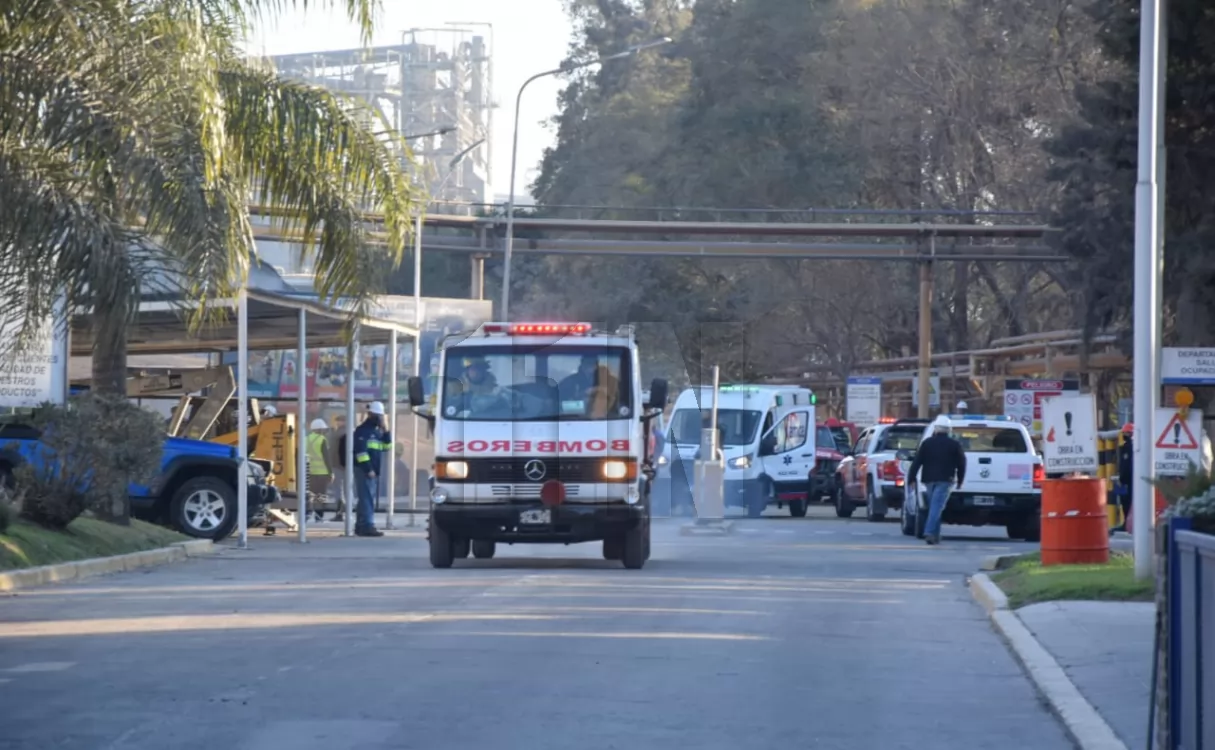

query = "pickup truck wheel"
[1008, 513, 1042, 542]
[788, 497, 808, 518]
[428, 516, 455, 568]
[913, 501, 927, 539]
[472, 539, 496, 559]
[833, 485, 854, 519]
[170, 477, 237, 540]
[453, 537, 471, 559]
[866, 483, 886, 522]
[621, 522, 647, 569]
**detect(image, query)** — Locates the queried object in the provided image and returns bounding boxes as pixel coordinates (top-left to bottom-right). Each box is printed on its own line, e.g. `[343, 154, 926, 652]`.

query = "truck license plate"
[972, 496, 997, 506]
[519, 509, 552, 525]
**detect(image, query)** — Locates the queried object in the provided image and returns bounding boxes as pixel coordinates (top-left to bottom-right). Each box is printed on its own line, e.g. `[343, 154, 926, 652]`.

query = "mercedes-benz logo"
[523, 460, 547, 482]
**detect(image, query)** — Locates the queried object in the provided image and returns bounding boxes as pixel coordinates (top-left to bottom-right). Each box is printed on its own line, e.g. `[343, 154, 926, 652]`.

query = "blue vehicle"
[0, 423, 278, 540]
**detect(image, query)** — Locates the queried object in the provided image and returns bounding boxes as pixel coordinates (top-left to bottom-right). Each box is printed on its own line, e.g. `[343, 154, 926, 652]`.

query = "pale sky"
[246, 1, 574, 201]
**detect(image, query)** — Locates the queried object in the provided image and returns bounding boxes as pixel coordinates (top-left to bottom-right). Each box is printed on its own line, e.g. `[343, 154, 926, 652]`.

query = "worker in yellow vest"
[307, 417, 333, 522]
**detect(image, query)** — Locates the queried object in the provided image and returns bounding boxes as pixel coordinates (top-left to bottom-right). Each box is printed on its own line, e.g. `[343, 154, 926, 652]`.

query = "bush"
[0, 497, 13, 533]
[1154, 464, 1215, 534]
[13, 394, 164, 529]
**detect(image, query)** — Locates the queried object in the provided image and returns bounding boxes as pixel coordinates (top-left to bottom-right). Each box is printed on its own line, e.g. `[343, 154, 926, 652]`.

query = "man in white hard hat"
[956, 400, 968, 414]
[306, 417, 333, 522]
[338, 401, 391, 536]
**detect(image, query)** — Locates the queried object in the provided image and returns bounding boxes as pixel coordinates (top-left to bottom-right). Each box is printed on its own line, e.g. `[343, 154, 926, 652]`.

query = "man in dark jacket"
[907, 423, 968, 545]
[339, 401, 392, 537]
[1116, 424, 1133, 531]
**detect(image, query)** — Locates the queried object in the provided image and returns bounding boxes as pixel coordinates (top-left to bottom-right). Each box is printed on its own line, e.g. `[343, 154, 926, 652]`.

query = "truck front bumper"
[432, 502, 646, 543]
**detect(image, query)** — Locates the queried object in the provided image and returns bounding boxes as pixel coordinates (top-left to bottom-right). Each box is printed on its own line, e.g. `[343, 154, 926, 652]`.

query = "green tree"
[0, 0, 418, 394]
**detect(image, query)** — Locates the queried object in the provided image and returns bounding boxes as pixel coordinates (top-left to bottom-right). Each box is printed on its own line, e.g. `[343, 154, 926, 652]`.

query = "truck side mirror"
[406, 376, 425, 407]
[646, 378, 668, 411]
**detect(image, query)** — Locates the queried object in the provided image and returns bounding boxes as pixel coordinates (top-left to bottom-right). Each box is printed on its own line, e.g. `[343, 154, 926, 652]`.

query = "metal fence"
[1169, 516, 1214, 749]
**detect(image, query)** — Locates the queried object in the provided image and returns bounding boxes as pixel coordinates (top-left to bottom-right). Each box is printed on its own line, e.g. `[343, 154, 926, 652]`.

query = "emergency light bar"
[480, 322, 592, 335]
[879, 416, 897, 424]
[942, 414, 1015, 421]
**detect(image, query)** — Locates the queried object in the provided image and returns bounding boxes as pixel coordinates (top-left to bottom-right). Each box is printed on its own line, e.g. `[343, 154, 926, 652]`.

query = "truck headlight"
[430, 487, 449, 504]
[727, 455, 752, 469]
[656, 454, 669, 466]
[437, 460, 469, 480]
[603, 460, 628, 479]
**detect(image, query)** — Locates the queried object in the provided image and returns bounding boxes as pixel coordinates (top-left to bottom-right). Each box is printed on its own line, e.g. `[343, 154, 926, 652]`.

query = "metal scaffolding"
[267, 27, 493, 205]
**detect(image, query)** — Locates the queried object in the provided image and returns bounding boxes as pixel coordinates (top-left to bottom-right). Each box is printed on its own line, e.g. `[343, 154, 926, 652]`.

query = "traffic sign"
[1153, 408, 1206, 477]
[1041, 394, 1098, 474]
[1003, 379, 1080, 436]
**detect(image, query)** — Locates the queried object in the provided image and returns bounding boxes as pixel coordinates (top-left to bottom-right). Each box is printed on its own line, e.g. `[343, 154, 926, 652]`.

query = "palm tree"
[0, 0, 418, 394]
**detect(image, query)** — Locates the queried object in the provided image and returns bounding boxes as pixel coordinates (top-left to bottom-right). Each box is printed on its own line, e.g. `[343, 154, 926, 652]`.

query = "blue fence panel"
[1169, 517, 1214, 750]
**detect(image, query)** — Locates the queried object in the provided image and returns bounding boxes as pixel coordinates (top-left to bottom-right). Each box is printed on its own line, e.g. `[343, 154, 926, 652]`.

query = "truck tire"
[914, 502, 927, 539]
[900, 501, 915, 536]
[621, 522, 648, 569]
[833, 485, 854, 519]
[866, 483, 886, 522]
[429, 516, 455, 568]
[454, 537, 471, 559]
[1007, 513, 1042, 542]
[170, 476, 237, 540]
[472, 539, 496, 559]
[603, 536, 623, 560]
[788, 497, 808, 518]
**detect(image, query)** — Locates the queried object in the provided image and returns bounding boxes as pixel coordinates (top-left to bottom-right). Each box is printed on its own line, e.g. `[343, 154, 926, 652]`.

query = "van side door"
[757, 407, 814, 488]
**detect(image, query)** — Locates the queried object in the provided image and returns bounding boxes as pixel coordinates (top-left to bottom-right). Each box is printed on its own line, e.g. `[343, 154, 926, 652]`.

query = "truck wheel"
[833, 485, 854, 519]
[472, 539, 496, 559]
[170, 476, 237, 540]
[429, 516, 455, 568]
[914, 502, 927, 539]
[603, 536, 623, 561]
[621, 522, 648, 569]
[1008, 514, 1042, 542]
[788, 497, 808, 518]
[900, 502, 915, 536]
[453, 537, 471, 558]
[866, 483, 886, 522]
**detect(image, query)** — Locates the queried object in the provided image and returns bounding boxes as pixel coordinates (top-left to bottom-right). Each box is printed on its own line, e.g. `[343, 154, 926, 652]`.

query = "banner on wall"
[226, 296, 491, 402]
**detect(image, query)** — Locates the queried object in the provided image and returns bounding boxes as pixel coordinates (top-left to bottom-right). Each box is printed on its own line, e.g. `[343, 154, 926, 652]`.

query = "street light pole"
[1131, 0, 1167, 580]
[500, 37, 672, 321]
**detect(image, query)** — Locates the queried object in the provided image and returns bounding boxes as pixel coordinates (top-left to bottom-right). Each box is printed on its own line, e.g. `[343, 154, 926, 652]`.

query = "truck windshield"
[440, 345, 633, 421]
[668, 408, 762, 447]
[952, 427, 1029, 453]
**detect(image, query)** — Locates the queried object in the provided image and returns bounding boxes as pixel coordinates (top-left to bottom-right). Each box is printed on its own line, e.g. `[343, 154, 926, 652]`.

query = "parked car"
[0, 423, 278, 539]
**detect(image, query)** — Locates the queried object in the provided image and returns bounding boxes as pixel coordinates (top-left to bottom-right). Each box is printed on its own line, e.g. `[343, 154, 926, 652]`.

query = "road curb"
[0, 539, 218, 593]
[969, 573, 1128, 750]
[979, 552, 1036, 571]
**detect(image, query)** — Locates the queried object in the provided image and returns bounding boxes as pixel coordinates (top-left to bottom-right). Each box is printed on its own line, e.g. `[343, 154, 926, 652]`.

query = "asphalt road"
[0, 509, 1074, 750]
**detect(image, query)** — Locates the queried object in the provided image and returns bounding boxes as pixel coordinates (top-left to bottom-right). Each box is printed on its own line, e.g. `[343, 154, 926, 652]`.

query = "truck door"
[757, 407, 815, 488]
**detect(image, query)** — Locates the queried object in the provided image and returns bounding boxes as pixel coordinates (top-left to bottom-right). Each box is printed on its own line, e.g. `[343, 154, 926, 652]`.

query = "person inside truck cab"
[559, 355, 599, 402]
[458, 356, 498, 395]
[585, 365, 619, 418]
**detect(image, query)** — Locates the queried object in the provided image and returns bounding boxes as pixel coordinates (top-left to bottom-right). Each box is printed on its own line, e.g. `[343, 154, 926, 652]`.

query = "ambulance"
[660, 384, 817, 517]
[407, 322, 668, 569]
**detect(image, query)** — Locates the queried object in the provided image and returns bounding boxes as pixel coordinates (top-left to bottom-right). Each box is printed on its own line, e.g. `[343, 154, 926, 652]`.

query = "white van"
[658, 384, 817, 517]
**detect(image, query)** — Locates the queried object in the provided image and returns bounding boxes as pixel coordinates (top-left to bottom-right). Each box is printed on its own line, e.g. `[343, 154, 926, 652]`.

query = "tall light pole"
[1131, 0, 1168, 580]
[499, 37, 672, 320]
[405, 138, 485, 526]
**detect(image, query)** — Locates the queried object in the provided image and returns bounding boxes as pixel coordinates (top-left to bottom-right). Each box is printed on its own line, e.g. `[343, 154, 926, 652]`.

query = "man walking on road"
[907, 422, 967, 546]
[339, 401, 392, 537]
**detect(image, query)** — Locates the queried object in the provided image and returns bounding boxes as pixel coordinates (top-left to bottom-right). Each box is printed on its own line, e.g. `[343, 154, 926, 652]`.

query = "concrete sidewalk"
[1017, 601, 1155, 750]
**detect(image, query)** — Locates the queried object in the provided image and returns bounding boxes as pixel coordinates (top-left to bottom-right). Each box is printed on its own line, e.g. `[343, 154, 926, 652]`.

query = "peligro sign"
[447, 439, 632, 454]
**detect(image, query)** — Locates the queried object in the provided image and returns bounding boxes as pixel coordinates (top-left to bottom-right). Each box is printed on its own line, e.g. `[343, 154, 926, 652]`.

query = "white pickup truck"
[898, 414, 1044, 541]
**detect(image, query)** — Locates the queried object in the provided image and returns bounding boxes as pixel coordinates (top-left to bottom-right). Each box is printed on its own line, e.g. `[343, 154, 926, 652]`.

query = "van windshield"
[440, 345, 632, 421]
[668, 408, 762, 447]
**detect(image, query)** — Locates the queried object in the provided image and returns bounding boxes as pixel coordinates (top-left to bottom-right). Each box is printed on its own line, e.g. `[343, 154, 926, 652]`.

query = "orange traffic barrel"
[1041, 477, 1110, 566]
[1125, 487, 1170, 535]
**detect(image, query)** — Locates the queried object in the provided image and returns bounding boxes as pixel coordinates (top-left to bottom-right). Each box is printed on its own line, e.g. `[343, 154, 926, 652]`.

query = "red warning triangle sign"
[1046, 427, 1056, 443]
[1156, 412, 1199, 450]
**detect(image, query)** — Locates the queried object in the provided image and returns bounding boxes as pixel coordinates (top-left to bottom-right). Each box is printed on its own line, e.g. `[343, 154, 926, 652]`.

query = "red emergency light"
[482, 322, 592, 336]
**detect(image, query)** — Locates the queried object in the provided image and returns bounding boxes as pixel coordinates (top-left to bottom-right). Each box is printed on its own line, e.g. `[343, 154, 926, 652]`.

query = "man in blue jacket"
[907, 422, 968, 546]
[339, 401, 392, 537]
